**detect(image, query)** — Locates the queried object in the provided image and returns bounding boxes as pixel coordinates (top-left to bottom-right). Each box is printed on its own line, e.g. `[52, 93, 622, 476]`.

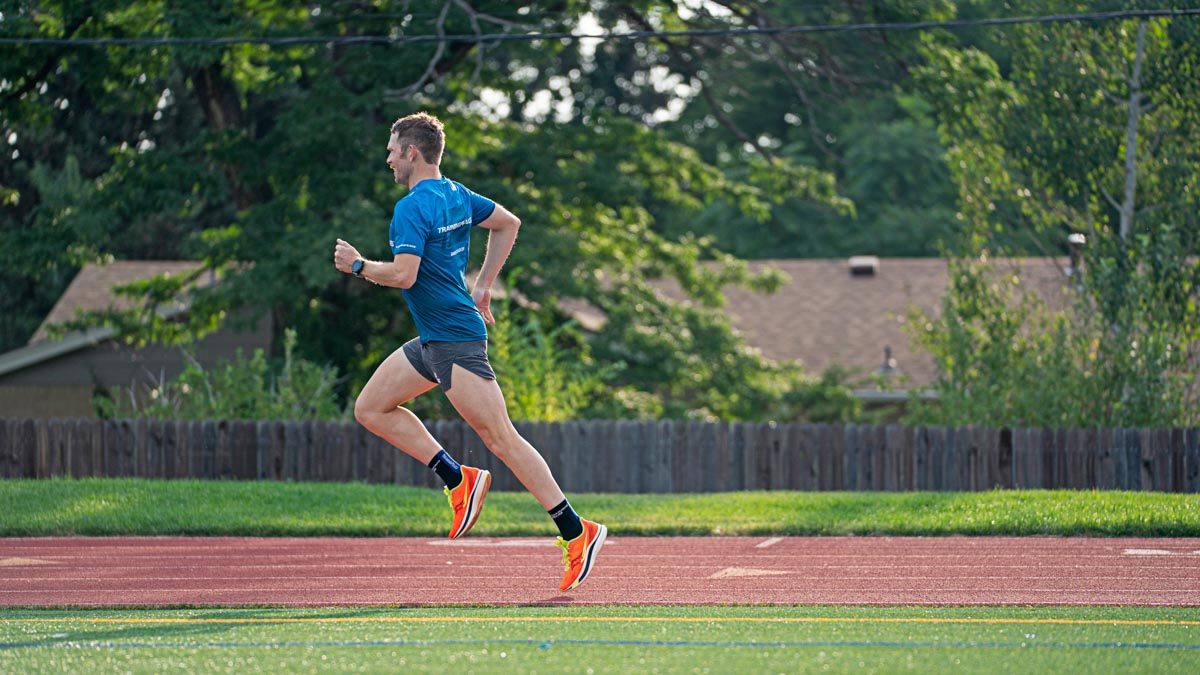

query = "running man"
[333, 112, 606, 592]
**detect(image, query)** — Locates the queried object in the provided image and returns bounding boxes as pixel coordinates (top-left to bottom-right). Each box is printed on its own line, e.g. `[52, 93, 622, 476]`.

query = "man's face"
[386, 134, 413, 184]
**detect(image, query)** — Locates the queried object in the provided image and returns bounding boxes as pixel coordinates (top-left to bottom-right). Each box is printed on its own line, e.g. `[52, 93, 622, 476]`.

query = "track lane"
[2, 536, 1198, 607]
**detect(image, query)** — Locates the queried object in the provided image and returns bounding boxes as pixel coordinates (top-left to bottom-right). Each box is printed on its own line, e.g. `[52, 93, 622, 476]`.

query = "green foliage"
[0, 1, 953, 426]
[485, 306, 614, 423]
[94, 328, 349, 421]
[905, 256, 1096, 426]
[909, 7, 1200, 427]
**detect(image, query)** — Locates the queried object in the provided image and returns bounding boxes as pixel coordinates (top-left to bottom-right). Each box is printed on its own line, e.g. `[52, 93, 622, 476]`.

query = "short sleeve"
[463, 185, 496, 225]
[389, 198, 428, 257]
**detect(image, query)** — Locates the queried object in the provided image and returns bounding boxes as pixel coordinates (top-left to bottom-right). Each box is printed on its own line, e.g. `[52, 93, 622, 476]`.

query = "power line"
[1, 8, 1198, 48]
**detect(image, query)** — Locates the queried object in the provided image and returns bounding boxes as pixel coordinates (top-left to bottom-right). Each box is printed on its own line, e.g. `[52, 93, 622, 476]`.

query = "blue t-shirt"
[389, 177, 496, 342]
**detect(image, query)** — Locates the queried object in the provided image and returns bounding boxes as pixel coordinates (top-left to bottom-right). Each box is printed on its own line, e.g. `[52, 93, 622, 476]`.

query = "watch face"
[352, 259, 363, 274]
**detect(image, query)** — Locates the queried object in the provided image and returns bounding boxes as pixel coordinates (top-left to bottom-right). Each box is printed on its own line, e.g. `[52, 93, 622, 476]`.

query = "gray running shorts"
[402, 337, 495, 392]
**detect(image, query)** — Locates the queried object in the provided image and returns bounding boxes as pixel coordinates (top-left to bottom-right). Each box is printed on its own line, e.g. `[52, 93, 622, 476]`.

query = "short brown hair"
[390, 112, 445, 165]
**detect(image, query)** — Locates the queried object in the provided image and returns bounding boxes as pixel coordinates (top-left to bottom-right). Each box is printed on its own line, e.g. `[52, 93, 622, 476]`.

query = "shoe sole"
[567, 524, 607, 590]
[451, 470, 491, 539]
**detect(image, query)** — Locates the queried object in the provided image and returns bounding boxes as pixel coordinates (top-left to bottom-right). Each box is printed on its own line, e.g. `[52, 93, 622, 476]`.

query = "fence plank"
[1020, 428, 1040, 489]
[1153, 428, 1172, 492]
[712, 421, 736, 492]
[212, 421, 232, 480]
[1081, 427, 1098, 490]
[1039, 427, 1054, 489]
[1169, 428, 1185, 493]
[1125, 428, 1143, 491]
[15, 419, 36, 478]
[809, 424, 830, 490]
[166, 420, 186, 479]
[1073, 427, 1090, 489]
[1095, 427, 1114, 489]
[1186, 428, 1200, 494]
[561, 420, 592, 493]
[1139, 428, 1157, 492]
[36, 420, 57, 478]
[0, 419, 12, 478]
[639, 420, 669, 493]
[995, 428, 1013, 489]
[902, 425, 918, 491]
[750, 423, 774, 491]
[0, 419, 11, 477]
[883, 425, 903, 492]
[68, 419, 93, 478]
[792, 425, 816, 491]
[1111, 428, 1128, 490]
[841, 425, 859, 491]
[611, 420, 637, 494]
[980, 427, 999, 490]
[764, 423, 786, 491]
[938, 427, 959, 492]
[227, 421, 255, 480]
[870, 423, 887, 490]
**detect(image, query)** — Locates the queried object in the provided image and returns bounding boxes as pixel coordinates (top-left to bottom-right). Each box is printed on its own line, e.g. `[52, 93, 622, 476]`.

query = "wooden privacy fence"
[1, 418, 1198, 492]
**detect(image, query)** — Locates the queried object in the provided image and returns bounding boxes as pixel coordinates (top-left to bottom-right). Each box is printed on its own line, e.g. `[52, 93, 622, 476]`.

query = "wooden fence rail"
[1, 418, 1198, 492]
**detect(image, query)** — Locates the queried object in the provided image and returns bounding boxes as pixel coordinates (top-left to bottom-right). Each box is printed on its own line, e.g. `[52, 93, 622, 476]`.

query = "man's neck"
[407, 165, 442, 189]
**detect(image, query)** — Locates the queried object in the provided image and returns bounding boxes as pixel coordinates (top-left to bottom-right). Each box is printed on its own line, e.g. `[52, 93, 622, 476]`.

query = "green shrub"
[94, 328, 350, 421]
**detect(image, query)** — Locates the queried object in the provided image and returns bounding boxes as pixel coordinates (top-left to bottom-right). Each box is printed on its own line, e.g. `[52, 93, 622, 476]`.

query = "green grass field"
[3, 478, 1199, 673]
[2, 477, 1198, 536]
[2, 606, 1199, 674]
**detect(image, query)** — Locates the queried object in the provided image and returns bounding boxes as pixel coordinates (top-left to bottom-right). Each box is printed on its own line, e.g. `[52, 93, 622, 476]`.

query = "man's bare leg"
[443, 364, 567, 509]
[354, 345, 442, 463]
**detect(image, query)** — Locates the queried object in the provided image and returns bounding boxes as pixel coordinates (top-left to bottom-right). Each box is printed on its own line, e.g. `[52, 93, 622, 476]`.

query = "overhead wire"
[1, 8, 1198, 48]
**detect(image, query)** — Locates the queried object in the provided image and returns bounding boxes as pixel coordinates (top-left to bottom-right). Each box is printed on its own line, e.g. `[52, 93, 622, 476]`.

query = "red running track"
[2, 536, 1199, 607]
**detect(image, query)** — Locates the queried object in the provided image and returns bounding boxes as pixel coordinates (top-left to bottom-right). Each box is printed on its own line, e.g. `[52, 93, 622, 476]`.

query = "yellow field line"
[6, 617, 1200, 626]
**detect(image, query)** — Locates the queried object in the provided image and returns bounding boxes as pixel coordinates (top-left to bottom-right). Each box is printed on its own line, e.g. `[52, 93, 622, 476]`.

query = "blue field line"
[2, 638, 1199, 651]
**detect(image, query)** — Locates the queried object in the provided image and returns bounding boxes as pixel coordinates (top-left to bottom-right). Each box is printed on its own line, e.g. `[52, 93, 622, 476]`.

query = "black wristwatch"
[351, 259, 364, 278]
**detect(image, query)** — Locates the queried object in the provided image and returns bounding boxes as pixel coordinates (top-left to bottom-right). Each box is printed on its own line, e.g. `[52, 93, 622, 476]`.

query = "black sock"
[548, 499, 584, 540]
[428, 449, 463, 489]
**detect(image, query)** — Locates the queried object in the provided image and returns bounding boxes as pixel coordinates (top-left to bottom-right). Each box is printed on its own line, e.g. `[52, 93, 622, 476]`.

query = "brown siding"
[0, 315, 271, 417]
[0, 386, 95, 418]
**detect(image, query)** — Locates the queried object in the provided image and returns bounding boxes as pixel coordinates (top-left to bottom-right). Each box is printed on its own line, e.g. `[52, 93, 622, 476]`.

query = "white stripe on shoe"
[574, 524, 607, 588]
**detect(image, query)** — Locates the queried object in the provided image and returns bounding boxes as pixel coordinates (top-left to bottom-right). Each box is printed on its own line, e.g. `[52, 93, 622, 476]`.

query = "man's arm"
[471, 204, 521, 325]
[334, 239, 421, 288]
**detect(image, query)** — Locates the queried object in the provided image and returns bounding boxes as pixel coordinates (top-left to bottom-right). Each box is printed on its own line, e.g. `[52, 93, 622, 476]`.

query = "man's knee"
[353, 397, 379, 428]
[474, 420, 521, 456]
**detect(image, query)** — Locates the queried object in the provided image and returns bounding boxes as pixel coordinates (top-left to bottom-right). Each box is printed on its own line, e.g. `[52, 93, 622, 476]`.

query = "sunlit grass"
[1, 478, 1196, 537]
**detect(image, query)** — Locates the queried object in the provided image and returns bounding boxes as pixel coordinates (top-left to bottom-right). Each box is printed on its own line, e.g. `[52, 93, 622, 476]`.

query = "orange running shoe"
[444, 466, 491, 539]
[554, 518, 608, 591]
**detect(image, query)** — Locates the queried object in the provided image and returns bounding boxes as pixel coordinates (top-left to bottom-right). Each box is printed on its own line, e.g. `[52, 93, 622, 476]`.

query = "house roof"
[0, 261, 208, 380]
[3, 257, 1078, 393]
[649, 256, 1076, 389]
[29, 260, 207, 344]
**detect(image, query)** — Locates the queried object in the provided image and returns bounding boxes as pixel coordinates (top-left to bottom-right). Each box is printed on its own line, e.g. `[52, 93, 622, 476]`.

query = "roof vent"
[874, 346, 900, 377]
[848, 256, 879, 277]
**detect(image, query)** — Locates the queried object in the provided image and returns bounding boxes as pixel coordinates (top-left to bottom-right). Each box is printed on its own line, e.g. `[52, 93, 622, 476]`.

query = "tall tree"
[909, 2, 1200, 426]
[1, 0, 860, 421]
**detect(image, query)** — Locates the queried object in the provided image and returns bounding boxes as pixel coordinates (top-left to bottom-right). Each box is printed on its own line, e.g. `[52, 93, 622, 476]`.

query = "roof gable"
[30, 260, 207, 344]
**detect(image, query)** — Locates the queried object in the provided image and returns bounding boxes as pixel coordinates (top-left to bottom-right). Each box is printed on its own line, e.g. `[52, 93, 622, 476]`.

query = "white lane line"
[756, 537, 784, 549]
[1124, 549, 1175, 556]
[0, 558, 58, 566]
[709, 567, 790, 579]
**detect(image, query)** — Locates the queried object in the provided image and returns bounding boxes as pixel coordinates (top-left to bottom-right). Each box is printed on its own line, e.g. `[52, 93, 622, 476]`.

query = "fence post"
[1186, 428, 1200, 494]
